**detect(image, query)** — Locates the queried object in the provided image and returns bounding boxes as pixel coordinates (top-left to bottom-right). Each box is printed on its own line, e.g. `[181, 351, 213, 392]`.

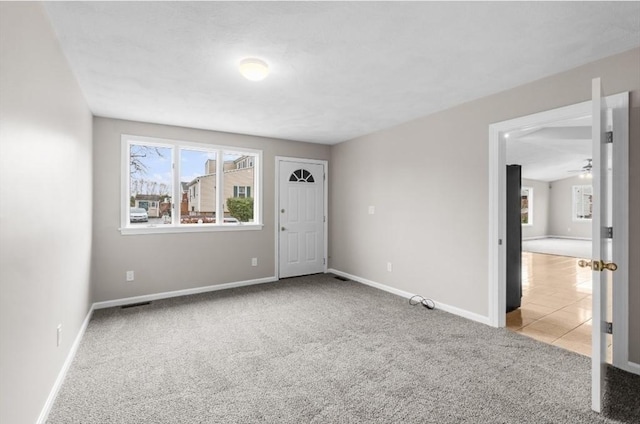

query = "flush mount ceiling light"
[239, 58, 269, 81]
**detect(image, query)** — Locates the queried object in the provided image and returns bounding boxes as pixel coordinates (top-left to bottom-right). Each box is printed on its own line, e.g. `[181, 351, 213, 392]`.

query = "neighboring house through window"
[122, 134, 262, 234]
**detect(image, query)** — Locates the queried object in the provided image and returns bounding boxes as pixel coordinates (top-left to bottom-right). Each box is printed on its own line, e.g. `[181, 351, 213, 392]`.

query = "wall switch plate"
[126, 271, 134, 281]
[251, 258, 258, 266]
[56, 324, 62, 347]
[387, 262, 393, 272]
[368, 206, 375, 215]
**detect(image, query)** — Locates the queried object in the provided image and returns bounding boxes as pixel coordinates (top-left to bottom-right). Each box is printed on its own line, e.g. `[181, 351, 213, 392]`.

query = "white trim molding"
[546, 235, 592, 241]
[37, 304, 95, 424]
[93, 276, 278, 310]
[626, 361, 640, 376]
[328, 268, 491, 326]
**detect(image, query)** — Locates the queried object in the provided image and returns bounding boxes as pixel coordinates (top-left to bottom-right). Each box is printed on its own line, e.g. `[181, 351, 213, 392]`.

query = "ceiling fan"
[568, 158, 592, 178]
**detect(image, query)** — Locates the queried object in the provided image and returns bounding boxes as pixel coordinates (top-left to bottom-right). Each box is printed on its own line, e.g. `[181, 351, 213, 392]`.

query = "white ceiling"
[43, 2, 640, 145]
[506, 116, 592, 182]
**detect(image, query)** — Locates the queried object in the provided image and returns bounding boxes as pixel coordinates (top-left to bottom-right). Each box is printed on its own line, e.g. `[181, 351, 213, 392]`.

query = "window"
[122, 135, 262, 234]
[224, 153, 256, 223]
[573, 185, 593, 221]
[289, 168, 315, 183]
[233, 186, 251, 198]
[521, 187, 533, 226]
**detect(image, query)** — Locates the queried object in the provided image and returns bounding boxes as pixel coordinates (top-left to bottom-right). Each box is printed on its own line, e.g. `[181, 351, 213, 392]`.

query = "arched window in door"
[289, 169, 315, 183]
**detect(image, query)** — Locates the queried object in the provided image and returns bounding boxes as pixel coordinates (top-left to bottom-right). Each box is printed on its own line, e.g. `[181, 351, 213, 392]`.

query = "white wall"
[548, 175, 593, 239]
[92, 118, 330, 302]
[521, 178, 549, 239]
[0, 3, 93, 424]
[329, 47, 640, 363]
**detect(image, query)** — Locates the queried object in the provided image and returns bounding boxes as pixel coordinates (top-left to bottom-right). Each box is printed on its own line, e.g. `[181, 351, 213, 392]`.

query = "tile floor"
[506, 252, 609, 357]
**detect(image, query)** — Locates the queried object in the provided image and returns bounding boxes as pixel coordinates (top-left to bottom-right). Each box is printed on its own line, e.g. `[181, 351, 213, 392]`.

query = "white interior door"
[489, 86, 631, 410]
[278, 160, 325, 278]
[590, 77, 614, 413]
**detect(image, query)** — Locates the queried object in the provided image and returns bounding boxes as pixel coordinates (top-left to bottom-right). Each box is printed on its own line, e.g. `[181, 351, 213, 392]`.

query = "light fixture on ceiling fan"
[568, 158, 592, 179]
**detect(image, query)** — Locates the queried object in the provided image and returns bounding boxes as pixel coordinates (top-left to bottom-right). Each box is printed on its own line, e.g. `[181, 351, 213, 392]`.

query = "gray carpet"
[47, 274, 639, 423]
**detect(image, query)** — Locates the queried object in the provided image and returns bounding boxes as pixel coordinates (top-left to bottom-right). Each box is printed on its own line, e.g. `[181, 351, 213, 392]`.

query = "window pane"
[180, 149, 217, 224]
[573, 185, 593, 220]
[223, 152, 256, 223]
[521, 187, 531, 225]
[129, 144, 173, 226]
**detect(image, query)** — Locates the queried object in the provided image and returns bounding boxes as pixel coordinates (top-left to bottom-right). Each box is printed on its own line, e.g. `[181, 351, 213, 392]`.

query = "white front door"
[278, 160, 325, 278]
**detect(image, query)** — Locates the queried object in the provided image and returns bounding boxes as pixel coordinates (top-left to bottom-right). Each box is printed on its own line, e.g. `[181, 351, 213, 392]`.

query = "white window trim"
[521, 186, 533, 227]
[120, 134, 263, 235]
[572, 184, 593, 222]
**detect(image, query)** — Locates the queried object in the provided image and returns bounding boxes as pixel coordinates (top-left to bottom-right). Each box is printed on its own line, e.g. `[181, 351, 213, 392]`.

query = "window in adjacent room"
[521, 187, 533, 226]
[573, 185, 593, 221]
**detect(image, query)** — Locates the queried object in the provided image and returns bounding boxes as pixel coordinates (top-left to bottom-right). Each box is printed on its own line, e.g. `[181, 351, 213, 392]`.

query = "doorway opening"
[503, 116, 595, 356]
[487, 92, 630, 371]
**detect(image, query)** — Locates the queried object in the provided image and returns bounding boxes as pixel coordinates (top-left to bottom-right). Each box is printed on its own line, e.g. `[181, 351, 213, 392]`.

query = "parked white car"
[129, 207, 148, 223]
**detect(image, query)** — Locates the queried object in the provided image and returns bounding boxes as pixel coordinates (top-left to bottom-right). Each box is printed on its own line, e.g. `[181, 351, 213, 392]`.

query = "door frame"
[487, 93, 633, 373]
[275, 156, 328, 279]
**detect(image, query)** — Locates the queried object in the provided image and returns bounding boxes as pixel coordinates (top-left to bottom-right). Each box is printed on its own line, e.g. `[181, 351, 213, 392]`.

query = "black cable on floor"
[409, 295, 435, 310]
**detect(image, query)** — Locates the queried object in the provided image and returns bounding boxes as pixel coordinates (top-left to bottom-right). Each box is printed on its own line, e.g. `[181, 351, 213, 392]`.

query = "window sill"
[120, 224, 264, 235]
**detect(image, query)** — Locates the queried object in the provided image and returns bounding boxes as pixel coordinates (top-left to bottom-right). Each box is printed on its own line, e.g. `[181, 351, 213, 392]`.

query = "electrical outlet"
[368, 205, 375, 215]
[56, 324, 62, 347]
[251, 258, 258, 266]
[126, 271, 134, 282]
[387, 262, 393, 272]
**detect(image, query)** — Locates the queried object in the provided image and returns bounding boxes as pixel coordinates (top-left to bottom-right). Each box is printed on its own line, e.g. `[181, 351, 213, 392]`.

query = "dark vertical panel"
[506, 165, 522, 312]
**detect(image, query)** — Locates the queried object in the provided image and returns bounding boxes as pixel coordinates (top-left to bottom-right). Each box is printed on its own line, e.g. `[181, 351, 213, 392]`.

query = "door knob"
[578, 259, 618, 272]
[578, 259, 598, 270]
[281, 227, 286, 231]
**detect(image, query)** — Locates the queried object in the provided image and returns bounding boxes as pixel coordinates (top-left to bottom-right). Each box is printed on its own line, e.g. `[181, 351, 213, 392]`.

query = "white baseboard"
[93, 276, 278, 309]
[329, 268, 414, 298]
[37, 304, 95, 424]
[624, 360, 640, 376]
[328, 268, 491, 326]
[546, 235, 592, 241]
[522, 236, 547, 241]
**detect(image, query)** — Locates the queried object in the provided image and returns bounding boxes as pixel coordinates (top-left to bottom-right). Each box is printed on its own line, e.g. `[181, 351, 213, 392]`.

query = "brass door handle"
[578, 259, 618, 272]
